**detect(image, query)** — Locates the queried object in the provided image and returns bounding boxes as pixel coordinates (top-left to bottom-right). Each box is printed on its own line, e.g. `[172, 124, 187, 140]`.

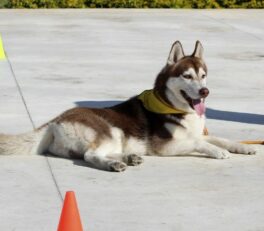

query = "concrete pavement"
[0, 9, 264, 231]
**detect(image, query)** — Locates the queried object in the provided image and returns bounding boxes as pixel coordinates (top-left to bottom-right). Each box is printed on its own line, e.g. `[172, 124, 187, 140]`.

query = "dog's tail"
[0, 126, 53, 155]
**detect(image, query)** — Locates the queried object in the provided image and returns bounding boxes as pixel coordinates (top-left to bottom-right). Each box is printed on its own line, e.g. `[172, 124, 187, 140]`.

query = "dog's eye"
[183, 75, 193, 80]
[201, 74, 206, 79]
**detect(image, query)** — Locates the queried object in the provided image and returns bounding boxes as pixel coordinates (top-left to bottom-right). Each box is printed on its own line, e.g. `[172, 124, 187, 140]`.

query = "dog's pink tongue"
[193, 100, 206, 116]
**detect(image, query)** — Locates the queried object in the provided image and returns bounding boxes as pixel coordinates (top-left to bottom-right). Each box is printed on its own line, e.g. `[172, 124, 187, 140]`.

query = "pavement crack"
[45, 155, 64, 202]
[6, 53, 36, 129]
[5, 51, 63, 203]
[201, 13, 263, 41]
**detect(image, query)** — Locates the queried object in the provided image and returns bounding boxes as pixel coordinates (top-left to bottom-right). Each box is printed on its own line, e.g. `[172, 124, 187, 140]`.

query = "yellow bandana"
[137, 90, 186, 114]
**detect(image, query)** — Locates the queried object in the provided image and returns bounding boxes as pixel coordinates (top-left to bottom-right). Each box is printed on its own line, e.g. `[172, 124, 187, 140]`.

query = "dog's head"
[155, 41, 209, 111]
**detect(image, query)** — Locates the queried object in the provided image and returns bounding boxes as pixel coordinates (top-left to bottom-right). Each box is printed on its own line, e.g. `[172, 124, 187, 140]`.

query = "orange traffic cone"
[57, 191, 83, 231]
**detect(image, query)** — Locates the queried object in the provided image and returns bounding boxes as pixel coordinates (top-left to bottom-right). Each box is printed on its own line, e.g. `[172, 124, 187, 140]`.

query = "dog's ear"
[167, 41, 185, 65]
[192, 41, 204, 59]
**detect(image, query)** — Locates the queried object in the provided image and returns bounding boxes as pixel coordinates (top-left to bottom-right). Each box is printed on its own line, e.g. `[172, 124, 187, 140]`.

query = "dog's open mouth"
[180, 90, 205, 116]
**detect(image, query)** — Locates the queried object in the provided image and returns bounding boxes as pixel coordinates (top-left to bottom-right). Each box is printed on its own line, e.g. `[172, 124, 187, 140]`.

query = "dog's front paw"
[229, 144, 257, 155]
[212, 149, 230, 159]
[109, 161, 127, 172]
[242, 145, 257, 155]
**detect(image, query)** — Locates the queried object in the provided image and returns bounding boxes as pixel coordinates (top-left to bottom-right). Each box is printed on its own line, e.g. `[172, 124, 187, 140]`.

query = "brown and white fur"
[0, 41, 257, 172]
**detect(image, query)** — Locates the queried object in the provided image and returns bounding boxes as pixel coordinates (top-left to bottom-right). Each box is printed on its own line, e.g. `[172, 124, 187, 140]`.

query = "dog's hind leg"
[204, 136, 257, 155]
[83, 130, 128, 172]
[46, 122, 89, 158]
[84, 152, 127, 172]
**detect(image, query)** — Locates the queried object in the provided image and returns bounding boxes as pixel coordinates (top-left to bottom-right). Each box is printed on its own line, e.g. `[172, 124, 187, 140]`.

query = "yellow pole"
[240, 140, 264, 145]
[0, 34, 6, 60]
[204, 127, 263, 145]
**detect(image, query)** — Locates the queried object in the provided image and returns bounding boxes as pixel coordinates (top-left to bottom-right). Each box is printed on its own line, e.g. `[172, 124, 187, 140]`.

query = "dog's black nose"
[199, 88, 209, 98]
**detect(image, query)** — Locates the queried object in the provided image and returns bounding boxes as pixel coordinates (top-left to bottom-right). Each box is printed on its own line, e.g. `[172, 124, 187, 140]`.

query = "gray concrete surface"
[0, 9, 264, 231]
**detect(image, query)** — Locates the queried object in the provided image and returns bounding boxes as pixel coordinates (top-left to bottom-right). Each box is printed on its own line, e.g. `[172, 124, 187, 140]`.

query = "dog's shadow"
[75, 100, 264, 125]
[49, 100, 263, 171]
[76, 100, 122, 108]
[206, 108, 264, 125]
[45, 152, 211, 173]
[45, 153, 114, 172]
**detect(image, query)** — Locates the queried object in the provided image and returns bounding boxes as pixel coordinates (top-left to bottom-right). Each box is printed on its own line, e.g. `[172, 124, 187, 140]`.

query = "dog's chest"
[165, 113, 205, 139]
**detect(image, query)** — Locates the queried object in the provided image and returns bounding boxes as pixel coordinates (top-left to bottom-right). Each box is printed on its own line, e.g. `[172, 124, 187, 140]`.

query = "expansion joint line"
[6, 53, 36, 129]
[202, 13, 263, 41]
[5, 50, 63, 202]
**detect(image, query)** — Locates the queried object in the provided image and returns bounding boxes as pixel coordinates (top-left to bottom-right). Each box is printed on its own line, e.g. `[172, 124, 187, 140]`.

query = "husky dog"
[0, 41, 256, 171]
